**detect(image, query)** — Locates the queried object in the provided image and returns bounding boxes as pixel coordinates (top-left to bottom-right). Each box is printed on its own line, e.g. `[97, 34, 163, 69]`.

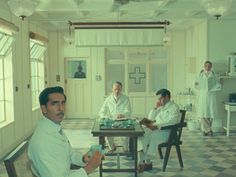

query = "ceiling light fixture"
[7, 0, 39, 20]
[201, 0, 232, 20]
[63, 21, 75, 45]
[163, 20, 170, 45]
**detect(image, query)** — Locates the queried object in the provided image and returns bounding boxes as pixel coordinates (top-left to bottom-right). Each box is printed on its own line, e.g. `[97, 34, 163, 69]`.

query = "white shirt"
[99, 94, 132, 119]
[138, 100, 180, 155]
[196, 70, 221, 92]
[195, 70, 220, 118]
[28, 117, 88, 177]
[149, 100, 180, 128]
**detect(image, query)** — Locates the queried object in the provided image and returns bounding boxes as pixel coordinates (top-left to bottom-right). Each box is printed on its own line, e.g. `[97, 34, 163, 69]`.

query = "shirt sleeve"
[99, 98, 110, 118]
[148, 108, 160, 121]
[122, 97, 132, 117]
[155, 105, 180, 128]
[70, 146, 86, 167]
[29, 146, 88, 177]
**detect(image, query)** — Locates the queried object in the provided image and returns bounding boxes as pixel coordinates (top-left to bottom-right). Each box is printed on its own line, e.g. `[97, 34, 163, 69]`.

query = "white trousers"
[106, 137, 129, 151]
[138, 127, 170, 156]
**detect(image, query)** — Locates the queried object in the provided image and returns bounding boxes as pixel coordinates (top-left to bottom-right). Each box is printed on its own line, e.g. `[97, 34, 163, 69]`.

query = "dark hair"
[204, 61, 212, 66]
[39, 86, 66, 106]
[156, 88, 171, 98]
[112, 81, 123, 88]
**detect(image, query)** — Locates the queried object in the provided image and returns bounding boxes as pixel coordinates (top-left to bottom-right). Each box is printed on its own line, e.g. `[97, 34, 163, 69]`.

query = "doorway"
[64, 57, 91, 118]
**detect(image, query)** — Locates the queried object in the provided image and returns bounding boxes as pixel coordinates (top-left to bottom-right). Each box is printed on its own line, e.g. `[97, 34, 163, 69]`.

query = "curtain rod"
[71, 21, 171, 26]
[74, 26, 165, 29]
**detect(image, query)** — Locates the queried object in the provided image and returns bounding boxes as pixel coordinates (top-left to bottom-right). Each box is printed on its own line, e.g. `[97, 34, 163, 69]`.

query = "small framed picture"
[67, 60, 86, 79]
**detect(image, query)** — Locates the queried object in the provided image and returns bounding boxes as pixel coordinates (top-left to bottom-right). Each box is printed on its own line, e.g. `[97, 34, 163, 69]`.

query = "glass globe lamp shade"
[201, 0, 232, 17]
[7, 0, 39, 20]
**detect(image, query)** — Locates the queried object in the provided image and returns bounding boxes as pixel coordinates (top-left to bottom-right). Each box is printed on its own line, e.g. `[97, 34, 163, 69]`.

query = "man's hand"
[155, 101, 161, 109]
[117, 114, 125, 119]
[84, 151, 103, 174]
[139, 118, 152, 125]
[146, 123, 158, 130]
[139, 118, 158, 130]
[83, 154, 90, 163]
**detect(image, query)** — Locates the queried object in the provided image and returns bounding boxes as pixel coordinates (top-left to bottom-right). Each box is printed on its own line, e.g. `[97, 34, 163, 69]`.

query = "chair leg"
[175, 145, 183, 168]
[158, 146, 163, 159]
[163, 146, 172, 172]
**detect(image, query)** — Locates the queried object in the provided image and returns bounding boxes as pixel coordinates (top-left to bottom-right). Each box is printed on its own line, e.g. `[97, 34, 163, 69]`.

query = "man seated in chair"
[28, 86, 103, 177]
[138, 88, 180, 173]
[99, 81, 132, 152]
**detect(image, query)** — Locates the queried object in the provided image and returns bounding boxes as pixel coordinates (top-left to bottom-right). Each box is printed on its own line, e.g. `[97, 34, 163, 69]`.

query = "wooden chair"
[158, 110, 186, 172]
[4, 141, 35, 177]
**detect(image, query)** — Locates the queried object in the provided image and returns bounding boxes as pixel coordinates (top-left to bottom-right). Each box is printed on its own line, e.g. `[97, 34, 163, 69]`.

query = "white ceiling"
[4, 0, 236, 32]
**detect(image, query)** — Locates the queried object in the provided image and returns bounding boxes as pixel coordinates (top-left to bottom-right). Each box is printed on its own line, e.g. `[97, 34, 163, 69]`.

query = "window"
[0, 31, 14, 123]
[30, 40, 46, 109]
[105, 47, 169, 94]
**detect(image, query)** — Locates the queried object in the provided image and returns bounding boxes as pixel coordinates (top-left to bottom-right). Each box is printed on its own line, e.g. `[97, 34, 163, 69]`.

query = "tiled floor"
[1, 119, 236, 177]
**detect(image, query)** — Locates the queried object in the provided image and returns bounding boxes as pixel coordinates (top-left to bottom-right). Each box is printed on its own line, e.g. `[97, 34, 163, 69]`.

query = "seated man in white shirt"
[28, 86, 103, 177]
[138, 88, 180, 173]
[99, 81, 132, 152]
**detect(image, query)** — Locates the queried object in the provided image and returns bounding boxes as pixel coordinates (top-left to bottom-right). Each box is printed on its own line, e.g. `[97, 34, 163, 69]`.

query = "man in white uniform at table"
[138, 88, 180, 172]
[99, 81, 132, 152]
[28, 86, 103, 177]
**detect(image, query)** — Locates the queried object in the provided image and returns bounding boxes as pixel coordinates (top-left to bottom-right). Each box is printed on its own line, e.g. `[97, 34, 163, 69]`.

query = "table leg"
[227, 109, 231, 136]
[99, 136, 105, 177]
[133, 137, 138, 177]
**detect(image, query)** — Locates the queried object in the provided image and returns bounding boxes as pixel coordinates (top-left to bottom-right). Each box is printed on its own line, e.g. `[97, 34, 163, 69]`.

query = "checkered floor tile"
[1, 120, 236, 177]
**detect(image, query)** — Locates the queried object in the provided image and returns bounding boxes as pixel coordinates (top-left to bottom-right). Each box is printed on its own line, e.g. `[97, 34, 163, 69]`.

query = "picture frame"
[67, 60, 87, 79]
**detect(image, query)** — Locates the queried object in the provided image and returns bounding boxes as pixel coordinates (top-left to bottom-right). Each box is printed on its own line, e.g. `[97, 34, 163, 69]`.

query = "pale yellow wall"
[185, 21, 208, 90]
[171, 31, 186, 95]
[0, 6, 48, 158]
[63, 44, 106, 118]
[48, 32, 64, 87]
[184, 20, 236, 131]
[62, 37, 187, 118]
[208, 20, 236, 130]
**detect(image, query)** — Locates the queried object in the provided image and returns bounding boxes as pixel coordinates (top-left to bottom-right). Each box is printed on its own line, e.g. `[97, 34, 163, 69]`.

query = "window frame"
[30, 39, 46, 110]
[0, 31, 14, 125]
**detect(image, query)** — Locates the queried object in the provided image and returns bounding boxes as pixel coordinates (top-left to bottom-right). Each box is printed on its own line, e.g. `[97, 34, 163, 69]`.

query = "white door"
[64, 57, 91, 118]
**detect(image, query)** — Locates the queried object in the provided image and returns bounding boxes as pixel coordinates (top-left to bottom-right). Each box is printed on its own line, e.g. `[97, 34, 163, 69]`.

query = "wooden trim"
[29, 31, 48, 43]
[0, 17, 19, 33]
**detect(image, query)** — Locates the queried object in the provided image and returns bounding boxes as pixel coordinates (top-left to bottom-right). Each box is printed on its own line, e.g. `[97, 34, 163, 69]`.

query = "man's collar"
[163, 100, 171, 107]
[42, 116, 62, 133]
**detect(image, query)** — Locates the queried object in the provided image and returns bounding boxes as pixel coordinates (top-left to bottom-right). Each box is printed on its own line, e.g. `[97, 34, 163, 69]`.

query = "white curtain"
[75, 29, 164, 47]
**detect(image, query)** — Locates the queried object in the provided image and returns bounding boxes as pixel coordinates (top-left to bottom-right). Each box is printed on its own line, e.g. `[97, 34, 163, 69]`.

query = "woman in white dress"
[195, 61, 222, 136]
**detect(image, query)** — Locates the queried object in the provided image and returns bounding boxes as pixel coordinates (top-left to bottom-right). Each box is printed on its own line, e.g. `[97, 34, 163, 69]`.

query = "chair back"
[4, 141, 34, 177]
[158, 109, 187, 171]
[162, 109, 186, 145]
[177, 110, 186, 140]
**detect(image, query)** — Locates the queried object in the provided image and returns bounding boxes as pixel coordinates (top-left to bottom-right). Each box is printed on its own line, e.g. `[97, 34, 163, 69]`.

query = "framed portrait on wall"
[67, 60, 86, 79]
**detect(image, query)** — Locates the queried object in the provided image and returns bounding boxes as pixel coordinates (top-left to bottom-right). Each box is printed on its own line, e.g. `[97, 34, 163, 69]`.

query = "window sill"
[0, 120, 14, 129]
[32, 105, 40, 112]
